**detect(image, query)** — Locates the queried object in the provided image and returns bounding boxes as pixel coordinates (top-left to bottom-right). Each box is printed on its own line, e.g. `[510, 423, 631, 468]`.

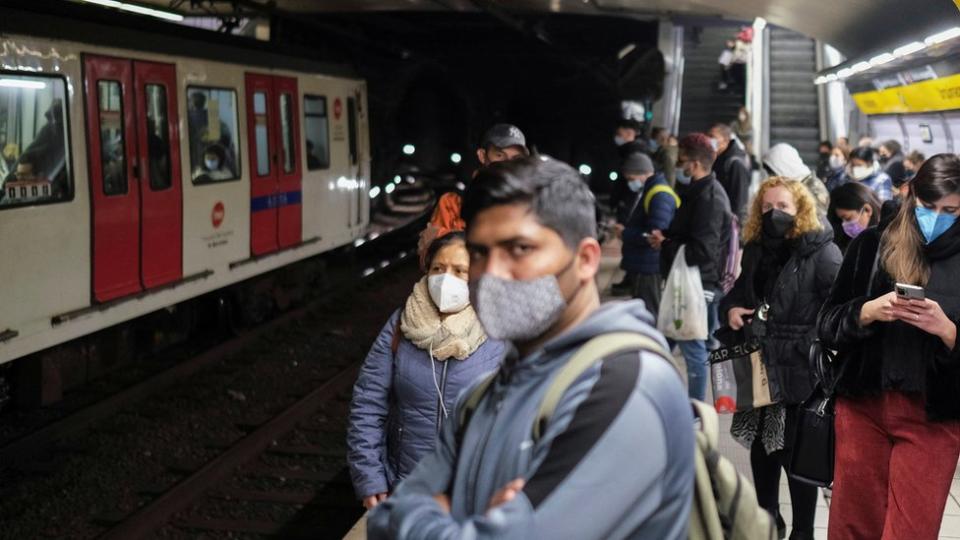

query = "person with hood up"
[848, 146, 893, 202]
[368, 156, 694, 539]
[762, 142, 830, 217]
[347, 232, 505, 510]
[719, 177, 841, 540]
[818, 154, 960, 539]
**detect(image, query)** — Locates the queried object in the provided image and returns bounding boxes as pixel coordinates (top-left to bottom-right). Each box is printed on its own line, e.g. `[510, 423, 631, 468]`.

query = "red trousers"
[830, 391, 960, 540]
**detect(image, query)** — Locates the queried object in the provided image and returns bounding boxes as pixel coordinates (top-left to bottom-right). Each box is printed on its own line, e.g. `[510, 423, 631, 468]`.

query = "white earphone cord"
[429, 342, 449, 418]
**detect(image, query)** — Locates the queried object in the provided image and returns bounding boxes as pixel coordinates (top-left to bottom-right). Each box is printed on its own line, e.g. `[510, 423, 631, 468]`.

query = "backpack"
[458, 332, 776, 540]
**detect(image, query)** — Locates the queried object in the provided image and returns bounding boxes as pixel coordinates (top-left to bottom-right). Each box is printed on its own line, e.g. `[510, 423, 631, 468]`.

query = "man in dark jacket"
[709, 123, 751, 224]
[614, 152, 678, 318]
[368, 156, 694, 540]
[650, 133, 732, 401]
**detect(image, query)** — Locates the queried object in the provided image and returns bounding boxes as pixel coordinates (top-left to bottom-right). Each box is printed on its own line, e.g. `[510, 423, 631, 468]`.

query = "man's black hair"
[849, 146, 876, 163]
[616, 118, 642, 132]
[462, 156, 597, 249]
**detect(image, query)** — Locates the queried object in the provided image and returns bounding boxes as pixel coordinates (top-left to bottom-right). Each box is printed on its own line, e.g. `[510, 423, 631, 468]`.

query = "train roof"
[0, 0, 359, 80]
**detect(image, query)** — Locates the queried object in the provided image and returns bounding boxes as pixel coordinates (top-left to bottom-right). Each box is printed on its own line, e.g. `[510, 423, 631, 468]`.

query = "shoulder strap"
[454, 370, 499, 441]
[643, 184, 681, 214]
[690, 399, 719, 449]
[532, 332, 671, 441]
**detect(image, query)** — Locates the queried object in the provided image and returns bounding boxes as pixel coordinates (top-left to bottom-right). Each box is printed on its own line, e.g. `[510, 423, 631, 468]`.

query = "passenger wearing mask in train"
[848, 146, 893, 202]
[417, 124, 529, 267]
[827, 182, 881, 253]
[193, 144, 234, 182]
[815, 141, 833, 181]
[761, 142, 830, 217]
[347, 232, 504, 511]
[879, 139, 907, 188]
[904, 150, 926, 187]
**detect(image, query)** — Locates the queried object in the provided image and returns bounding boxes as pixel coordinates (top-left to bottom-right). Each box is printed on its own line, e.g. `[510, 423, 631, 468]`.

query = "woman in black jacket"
[818, 153, 960, 540]
[720, 177, 842, 540]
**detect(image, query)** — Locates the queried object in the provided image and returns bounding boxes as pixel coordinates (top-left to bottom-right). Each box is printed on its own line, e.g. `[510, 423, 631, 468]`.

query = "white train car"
[0, 29, 370, 377]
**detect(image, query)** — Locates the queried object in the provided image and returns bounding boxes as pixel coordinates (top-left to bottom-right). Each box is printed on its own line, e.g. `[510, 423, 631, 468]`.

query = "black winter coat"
[720, 226, 842, 404]
[712, 143, 751, 224]
[817, 226, 960, 421]
[661, 173, 732, 292]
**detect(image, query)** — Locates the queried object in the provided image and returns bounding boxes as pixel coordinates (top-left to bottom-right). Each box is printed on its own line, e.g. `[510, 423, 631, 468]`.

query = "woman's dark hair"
[881, 153, 960, 285]
[829, 182, 881, 225]
[425, 231, 466, 269]
[848, 146, 875, 163]
[881, 140, 902, 156]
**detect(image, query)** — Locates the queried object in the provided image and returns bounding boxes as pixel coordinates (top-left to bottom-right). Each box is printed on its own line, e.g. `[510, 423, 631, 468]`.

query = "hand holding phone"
[895, 283, 925, 301]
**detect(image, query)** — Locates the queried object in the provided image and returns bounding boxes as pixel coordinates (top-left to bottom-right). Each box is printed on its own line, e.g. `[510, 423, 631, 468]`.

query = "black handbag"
[788, 341, 844, 487]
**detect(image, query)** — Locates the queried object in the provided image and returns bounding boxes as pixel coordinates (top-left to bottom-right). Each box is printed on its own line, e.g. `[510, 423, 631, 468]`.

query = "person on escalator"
[347, 232, 504, 510]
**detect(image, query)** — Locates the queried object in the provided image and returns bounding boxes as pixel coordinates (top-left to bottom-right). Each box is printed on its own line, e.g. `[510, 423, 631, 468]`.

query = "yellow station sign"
[853, 73, 960, 115]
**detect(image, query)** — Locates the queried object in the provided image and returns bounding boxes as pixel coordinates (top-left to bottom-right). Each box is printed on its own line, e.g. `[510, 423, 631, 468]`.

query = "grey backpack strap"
[532, 332, 671, 441]
[456, 370, 499, 436]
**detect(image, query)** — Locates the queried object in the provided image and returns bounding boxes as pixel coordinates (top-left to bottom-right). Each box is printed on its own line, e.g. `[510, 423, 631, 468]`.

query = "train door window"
[144, 84, 171, 190]
[253, 91, 271, 176]
[0, 74, 72, 209]
[98, 80, 127, 196]
[347, 96, 358, 166]
[186, 86, 240, 184]
[279, 93, 295, 173]
[303, 95, 329, 170]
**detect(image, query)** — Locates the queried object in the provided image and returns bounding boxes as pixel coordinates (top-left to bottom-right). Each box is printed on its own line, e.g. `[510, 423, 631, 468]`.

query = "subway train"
[0, 28, 371, 395]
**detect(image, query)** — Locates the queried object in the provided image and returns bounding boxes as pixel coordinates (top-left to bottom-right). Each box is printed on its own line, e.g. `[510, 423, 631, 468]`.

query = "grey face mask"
[471, 259, 578, 343]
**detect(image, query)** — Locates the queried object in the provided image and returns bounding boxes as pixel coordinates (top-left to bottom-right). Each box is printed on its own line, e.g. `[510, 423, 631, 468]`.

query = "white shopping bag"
[657, 245, 709, 340]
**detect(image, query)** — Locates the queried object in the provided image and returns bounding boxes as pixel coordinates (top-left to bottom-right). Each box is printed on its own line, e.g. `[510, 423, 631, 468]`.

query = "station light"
[79, 0, 184, 21]
[402, 144, 416, 155]
[609, 171, 618, 181]
[814, 76, 827, 85]
[578, 164, 592, 175]
[837, 68, 853, 80]
[393, 176, 401, 184]
[869, 53, 895, 66]
[450, 152, 462, 164]
[850, 61, 872, 74]
[368, 186, 381, 199]
[385, 183, 396, 194]
[925, 27, 960, 46]
[0, 79, 47, 89]
[825, 74, 838, 82]
[893, 41, 927, 58]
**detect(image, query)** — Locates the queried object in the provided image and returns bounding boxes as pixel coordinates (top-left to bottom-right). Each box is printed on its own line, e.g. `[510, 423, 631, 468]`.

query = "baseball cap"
[481, 123, 527, 150]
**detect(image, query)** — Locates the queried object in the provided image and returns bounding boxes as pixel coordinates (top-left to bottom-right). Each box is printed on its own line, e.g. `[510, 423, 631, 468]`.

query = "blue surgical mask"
[627, 179, 644, 192]
[915, 206, 958, 244]
[205, 158, 220, 171]
[675, 168, 692, 185]
[648, 139, 659, 152]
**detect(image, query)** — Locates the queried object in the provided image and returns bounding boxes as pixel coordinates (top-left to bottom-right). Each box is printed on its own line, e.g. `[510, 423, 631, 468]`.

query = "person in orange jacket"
[418, 124, 528, 266]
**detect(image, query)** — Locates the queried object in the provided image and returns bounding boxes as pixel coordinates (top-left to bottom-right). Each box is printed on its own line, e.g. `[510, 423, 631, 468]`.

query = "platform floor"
[597, 238, 960, 539]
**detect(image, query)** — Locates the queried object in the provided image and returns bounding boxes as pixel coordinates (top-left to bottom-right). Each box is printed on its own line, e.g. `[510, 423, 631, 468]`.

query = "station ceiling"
[156, 0, 959, 60]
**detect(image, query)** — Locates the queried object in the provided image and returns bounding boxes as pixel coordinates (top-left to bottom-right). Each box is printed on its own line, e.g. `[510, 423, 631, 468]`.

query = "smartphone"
[895, 282, 925, 300]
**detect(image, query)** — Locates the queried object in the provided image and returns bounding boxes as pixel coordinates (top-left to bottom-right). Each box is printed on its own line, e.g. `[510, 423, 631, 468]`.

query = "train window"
[347, 96, 358, 166]
[98, 81, 127, 196]
[144, 84, 171, 191]
[280, 93, 295, 174]
[303, 95, 329, 170]
[253, 91, 270, 177]
[0, 74, 72, 209]
[186, 86, 240, 184]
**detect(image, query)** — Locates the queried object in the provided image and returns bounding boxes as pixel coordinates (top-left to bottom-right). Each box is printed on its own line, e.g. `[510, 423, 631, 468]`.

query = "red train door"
[134, 61, 183, 289]
[245, 72, 302, 256]
[85, 55, 141, 302]
[85, 55, 183, 302]
[274, 76, 302, 249]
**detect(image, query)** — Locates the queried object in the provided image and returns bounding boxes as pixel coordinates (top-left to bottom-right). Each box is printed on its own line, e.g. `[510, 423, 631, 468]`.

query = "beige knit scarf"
[400, 276, 487, 361]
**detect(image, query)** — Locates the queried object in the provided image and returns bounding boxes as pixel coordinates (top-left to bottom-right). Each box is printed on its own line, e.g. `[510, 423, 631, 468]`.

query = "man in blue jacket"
[367, 155, 694, 539]
[614, 152, 679, 320]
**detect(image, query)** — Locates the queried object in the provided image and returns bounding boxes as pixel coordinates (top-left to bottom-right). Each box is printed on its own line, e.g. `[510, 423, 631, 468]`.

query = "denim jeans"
[677, 294, 720, 401]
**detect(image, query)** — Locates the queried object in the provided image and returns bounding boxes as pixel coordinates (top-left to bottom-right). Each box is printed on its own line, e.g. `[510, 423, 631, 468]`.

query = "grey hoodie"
[368, 300, 694, 539]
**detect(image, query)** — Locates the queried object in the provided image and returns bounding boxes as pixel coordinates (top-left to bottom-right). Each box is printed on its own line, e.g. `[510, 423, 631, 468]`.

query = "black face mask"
[762, 209, 795, 238]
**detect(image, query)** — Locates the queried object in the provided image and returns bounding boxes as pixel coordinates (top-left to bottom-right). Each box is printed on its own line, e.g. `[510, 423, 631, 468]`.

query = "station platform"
[598, 237, 960, 539]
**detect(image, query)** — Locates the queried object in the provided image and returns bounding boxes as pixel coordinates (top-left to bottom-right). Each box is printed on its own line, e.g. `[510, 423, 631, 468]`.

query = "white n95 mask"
[428, 273, 470, 313]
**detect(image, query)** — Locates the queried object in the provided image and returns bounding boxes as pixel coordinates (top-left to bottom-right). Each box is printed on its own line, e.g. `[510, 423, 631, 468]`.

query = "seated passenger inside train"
[192, 144, 235, 183]
[0, 100, 68, 205]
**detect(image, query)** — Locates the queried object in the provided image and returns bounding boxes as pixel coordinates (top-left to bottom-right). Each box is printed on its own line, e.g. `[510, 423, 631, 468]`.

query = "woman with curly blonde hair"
[719, 177, 842, 540]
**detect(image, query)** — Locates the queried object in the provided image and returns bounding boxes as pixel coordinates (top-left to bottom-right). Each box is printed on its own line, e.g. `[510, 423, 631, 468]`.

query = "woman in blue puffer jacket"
[347, 232, 505, 510]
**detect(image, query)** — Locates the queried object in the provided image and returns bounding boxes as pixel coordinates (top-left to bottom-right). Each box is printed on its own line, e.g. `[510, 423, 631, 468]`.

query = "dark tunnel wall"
[272, 12, 661, 196]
